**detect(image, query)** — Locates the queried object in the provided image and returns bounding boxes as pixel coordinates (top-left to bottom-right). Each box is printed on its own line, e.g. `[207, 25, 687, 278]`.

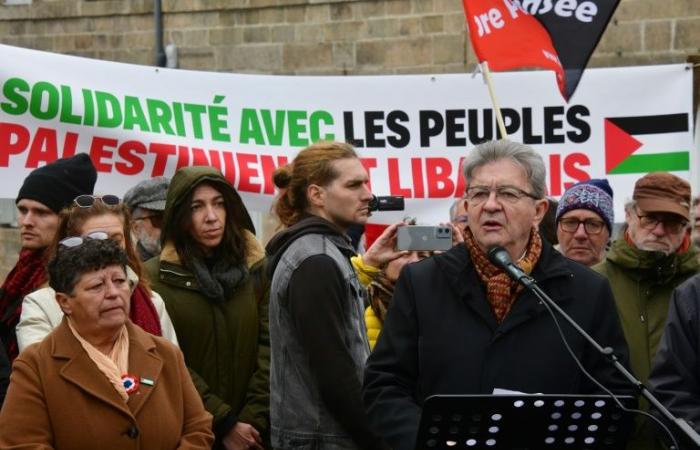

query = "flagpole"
[480, 61, 508, 139]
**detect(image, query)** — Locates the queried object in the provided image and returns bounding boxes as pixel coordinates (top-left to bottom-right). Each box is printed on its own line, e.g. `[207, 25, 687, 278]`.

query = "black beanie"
[16, 153, 98, 213]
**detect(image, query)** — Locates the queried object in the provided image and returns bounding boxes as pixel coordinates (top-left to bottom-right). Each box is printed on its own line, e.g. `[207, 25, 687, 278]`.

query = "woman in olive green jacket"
[145, 166, 269, 450]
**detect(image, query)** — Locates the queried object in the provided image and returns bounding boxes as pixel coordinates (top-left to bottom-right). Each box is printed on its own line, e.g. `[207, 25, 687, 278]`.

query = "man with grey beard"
[124, 177, 169, 261]
[594, 172, 698, 450]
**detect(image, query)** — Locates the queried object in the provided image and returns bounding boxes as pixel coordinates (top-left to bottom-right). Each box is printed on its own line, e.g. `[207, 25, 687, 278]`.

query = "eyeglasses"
[636, 210, 688, 234]
[59, 231, 109, 248]
[466, 186, 539, 205]
[73, 195, 121, 208]
[559, 218, 606, 235]
[132, 214, 163, 229]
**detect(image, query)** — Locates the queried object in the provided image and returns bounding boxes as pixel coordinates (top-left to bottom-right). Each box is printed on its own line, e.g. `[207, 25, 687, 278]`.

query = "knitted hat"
[123, 177, 170, 212]
[633, 172, 691, 221]
[555, 179, 614, 232]
[16, 153, 97, 213]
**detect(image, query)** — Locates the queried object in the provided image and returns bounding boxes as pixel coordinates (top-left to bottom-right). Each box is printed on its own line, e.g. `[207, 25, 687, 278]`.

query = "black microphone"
[487, 245, 533, 285]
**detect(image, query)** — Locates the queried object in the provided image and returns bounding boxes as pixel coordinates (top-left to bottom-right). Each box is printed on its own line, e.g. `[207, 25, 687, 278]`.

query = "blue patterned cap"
[555, 179, 614, 232]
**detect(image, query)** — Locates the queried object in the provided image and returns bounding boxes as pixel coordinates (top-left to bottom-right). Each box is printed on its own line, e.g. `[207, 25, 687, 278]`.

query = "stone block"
[177, 46, 216, 70]
[283, 42, 333, 70]
[675, 18, 700, 51]
[74, 33, 94, 50]
[210, 27, 244, 46]
[433, 34, 464, 64]
[51, 34, 76, 52]
[285, 6, 306, 23]
[358, 36, 432, 67]
[257, 8, 286, 24]
[218, 44, 283, 72]
[398, 17, 421, 36]
[243, 26, 271, 43]
[386, 0, 411, 16]
[170, 29, 210, 47]
[249, 0, 279, 8]
[271, 25, 295, 43]
[359, 1, 386, 18]
[421, 15, 444, 34]
[615, 0, 697, 21]
[330, 3, 355, 21]
[443, 11, 467, 33]
[123, 31, 154, 49]
[412, 0, 434, 14]
[306, 4, 330, 22]
[166, 11, 220, 28]
[596, 21, 642, 54]
[295, 23, 324, 42]
[434, 0, 462, 13]
[332, 41, 355, 66]
[644, 20, 671, 51]
[331, 20, 369, 40]
[367, 18, 399, 38]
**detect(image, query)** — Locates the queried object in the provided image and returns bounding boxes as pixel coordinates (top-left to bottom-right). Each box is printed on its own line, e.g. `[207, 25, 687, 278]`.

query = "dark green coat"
[145, 165, 269, 439]
[145, 242, 269, 436]
[594, 237, 699, 450]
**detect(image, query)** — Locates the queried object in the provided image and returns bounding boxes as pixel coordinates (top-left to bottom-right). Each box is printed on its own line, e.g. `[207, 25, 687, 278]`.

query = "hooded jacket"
[593, 238, 699, 450]
[266, 215, 381, 450]
[593, 238, 699, 386]
[144, 166, 269, 444]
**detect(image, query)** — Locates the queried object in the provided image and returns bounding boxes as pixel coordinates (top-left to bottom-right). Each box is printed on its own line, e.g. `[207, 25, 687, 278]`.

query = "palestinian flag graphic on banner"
[605, 113, 690, 175]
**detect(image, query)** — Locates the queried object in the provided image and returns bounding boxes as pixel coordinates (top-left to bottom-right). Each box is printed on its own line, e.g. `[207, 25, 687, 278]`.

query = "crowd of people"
[0, 139, 699, 449]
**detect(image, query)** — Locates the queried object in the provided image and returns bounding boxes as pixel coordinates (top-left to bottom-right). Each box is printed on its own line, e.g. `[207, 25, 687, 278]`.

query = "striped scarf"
[464, 227, 542, 323]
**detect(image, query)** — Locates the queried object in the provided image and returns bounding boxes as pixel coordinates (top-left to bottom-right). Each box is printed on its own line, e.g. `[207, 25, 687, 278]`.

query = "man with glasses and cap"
[0, 154, 97, 361]
[594, 172, 699, 450]
[124, 177, 169, 261]
[555, 179, 614, 267]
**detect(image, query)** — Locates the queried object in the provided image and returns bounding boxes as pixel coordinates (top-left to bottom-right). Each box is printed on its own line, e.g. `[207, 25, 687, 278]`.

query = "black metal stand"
[415, 394, 636, 449]
[517, 274, 700, 449]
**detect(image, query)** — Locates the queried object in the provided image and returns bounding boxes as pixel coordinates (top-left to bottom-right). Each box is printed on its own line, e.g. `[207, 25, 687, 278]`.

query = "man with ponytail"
[266, 141, 387, 450]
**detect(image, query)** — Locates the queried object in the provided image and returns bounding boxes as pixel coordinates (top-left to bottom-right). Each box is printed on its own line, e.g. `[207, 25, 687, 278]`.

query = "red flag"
[462, 0, 566, 98]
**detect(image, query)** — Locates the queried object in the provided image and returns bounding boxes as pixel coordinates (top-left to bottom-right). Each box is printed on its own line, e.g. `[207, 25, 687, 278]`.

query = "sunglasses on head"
[73, 195, 121, 208]
[59, 231, 109, 248]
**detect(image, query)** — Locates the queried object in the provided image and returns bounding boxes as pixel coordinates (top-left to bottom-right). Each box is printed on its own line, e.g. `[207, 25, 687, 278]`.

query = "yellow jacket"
[364, 306, 383, 351]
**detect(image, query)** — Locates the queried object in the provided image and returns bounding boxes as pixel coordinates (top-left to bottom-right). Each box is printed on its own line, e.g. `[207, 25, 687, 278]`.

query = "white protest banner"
[0, 44, 694, 223]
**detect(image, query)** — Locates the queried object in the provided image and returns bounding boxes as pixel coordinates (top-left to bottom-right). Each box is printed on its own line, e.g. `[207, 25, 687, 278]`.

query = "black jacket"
[0, 337, 9, 408]
[649, 274, 700, 434]
[363, 240, 635, 450]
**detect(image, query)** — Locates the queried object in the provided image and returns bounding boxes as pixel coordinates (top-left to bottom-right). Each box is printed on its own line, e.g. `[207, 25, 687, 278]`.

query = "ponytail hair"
[273, 141, 358, 227]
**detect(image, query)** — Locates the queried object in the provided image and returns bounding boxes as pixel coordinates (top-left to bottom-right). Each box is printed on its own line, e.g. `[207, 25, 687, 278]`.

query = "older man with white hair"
[364, 140, 634, 450]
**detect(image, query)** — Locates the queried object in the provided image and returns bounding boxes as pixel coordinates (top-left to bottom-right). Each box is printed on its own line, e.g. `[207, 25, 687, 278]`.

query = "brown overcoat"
[0, 318, 214, 450]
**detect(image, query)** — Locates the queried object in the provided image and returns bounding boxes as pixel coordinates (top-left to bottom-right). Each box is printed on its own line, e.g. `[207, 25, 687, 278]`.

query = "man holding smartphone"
[363, 140, 635, 450]
[266, 141, 399, 450]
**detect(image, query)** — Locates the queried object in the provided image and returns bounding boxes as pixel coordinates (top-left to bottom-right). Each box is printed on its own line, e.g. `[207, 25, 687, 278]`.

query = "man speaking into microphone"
[363, 140, 635, 450]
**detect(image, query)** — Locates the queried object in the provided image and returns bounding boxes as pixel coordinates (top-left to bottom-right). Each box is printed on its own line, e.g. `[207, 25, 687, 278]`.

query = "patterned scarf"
[0, 249, 47, 360]
[368, 273, 395, 324]
[130, 283, 162, 337]
[464, 227, 542, 323]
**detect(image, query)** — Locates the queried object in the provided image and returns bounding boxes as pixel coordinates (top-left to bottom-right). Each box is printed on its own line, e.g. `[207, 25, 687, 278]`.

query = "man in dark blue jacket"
[363, 140, 636, 450]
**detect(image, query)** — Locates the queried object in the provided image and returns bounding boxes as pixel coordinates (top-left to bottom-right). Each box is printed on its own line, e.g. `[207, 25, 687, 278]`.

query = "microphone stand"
[515, 273, 700, 449]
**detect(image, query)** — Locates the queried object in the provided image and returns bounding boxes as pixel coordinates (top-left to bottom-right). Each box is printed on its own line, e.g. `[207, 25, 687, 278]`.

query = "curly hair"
[48, 238, 128, 295]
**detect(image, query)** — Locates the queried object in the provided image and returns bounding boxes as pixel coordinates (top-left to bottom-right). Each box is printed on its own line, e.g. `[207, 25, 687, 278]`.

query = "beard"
[136, 229, 161, 256]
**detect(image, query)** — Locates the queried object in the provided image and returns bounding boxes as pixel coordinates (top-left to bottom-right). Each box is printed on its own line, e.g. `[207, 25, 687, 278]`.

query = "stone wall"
[0, 0, 698, 75]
